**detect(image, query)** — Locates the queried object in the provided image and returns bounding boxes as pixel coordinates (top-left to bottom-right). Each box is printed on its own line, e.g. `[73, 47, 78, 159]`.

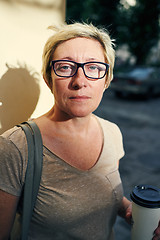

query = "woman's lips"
[69, 95, 91, 101]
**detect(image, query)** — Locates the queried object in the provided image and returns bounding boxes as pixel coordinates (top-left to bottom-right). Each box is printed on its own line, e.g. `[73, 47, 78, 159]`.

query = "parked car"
[110, 67, 160, 99]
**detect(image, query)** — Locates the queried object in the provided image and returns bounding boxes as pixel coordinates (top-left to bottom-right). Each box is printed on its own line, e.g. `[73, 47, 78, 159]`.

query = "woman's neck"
[43, 106, 94, 136]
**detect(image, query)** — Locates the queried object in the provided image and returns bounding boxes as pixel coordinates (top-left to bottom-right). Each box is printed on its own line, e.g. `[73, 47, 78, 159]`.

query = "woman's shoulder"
[0, 126, 27, 196]
[94, 115, 122, 135]
[2, 125, 24, 137]
[0, 125, 27, 154]
[95, 115, 125, 160]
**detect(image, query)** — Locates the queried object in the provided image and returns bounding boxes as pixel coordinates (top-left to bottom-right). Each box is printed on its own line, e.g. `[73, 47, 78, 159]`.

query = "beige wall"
[0, 0, 66, 134]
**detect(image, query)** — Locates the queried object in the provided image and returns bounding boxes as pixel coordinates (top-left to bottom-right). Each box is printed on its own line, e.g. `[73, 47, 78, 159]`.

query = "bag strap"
[17, 121, 43, 240]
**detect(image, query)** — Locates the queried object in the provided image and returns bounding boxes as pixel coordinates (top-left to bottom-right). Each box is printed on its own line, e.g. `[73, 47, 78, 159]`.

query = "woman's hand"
[118, 196, 132, 225]
[124, 201, 132, 225]
[152, 221, 160, 240]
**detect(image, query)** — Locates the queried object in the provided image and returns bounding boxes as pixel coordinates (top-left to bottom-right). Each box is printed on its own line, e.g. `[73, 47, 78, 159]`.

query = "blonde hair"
[42, 22, 115, 89]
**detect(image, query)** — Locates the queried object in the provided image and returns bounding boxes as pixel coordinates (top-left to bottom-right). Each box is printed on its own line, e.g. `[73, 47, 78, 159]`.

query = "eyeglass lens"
[53, 61, 108, 79]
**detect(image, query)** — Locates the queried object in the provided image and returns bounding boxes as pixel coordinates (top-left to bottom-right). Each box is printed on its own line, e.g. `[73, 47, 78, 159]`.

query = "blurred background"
[0, 1, 160, 239]
[66, 0, 160, 67]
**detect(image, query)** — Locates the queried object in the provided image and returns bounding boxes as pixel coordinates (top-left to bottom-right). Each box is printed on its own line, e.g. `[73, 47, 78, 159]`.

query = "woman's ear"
[104, 79, 110, 90]
[43, 74, 53, 92]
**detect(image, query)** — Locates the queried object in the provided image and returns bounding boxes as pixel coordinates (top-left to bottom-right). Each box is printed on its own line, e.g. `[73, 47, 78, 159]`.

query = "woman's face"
[50, 37, 107, 118]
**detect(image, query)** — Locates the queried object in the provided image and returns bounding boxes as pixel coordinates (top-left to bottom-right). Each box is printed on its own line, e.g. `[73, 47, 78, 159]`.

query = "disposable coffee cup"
[130, 184, 160, 240]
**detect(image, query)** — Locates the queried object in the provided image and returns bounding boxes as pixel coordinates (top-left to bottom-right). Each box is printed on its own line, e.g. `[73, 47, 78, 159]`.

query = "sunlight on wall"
[0, 0, 65, 133]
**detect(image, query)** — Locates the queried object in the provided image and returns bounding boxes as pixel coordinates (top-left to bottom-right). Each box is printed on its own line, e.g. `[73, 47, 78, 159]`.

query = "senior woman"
[0, 22, 159, 240]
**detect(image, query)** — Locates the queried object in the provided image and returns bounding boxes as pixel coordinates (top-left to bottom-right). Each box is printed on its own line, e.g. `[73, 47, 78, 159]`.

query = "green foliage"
[66, 0, 120, 36]
[118, 0, 160, 65]
[66, 0, 160, 65]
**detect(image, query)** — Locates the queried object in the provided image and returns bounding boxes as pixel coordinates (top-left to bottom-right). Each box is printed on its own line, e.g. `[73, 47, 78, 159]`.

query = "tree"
[66, 0, 160, 65]
[118, 0, 160, 65]
[66, 0, 121, 37]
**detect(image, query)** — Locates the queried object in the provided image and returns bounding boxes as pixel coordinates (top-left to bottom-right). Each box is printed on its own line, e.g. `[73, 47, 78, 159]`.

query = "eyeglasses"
[50, 60, 109, 80]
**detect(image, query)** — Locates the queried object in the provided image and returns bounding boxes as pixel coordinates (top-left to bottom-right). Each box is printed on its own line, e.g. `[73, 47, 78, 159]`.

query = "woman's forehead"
[52, 37, 105, 61]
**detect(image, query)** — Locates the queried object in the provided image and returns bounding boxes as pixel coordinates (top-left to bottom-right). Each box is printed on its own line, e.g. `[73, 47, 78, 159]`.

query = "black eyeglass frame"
[50, 60, 109, 80]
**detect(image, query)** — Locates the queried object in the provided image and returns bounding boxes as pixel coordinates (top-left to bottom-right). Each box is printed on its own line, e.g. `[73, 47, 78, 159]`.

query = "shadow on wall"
[0, 64, 40, 134]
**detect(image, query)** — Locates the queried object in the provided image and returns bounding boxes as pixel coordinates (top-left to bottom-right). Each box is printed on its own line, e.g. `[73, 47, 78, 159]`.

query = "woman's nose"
[71, 67, 87, 89]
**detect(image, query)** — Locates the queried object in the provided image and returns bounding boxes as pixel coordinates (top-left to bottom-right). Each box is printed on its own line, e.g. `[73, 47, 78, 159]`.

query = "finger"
[152, 235, 160, 240]
[154, 221, 160, 235]
[125, 212, 132, 225]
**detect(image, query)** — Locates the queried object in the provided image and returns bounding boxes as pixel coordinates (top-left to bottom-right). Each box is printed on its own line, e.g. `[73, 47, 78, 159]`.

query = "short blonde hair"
[42, 22, 115, 89]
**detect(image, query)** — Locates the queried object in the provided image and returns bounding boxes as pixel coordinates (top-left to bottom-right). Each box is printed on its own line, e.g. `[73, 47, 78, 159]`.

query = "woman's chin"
[68, 108, 94, 118]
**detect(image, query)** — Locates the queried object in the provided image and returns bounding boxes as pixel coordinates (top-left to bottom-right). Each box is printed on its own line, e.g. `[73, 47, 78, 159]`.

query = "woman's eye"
[88, 64, 105, 72]
[58, 64, 71, 71]
[90, 66, 97, 70]
[88, 65, 99, 71]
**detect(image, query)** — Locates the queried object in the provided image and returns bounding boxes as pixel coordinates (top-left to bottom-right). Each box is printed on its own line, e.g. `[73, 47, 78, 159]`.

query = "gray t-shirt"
[0, 116, 124, 240]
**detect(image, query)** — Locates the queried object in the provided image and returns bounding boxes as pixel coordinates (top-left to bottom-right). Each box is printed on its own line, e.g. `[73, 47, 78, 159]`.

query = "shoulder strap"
[24, 121, 43, 208]
[17, 121, 43, 240]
